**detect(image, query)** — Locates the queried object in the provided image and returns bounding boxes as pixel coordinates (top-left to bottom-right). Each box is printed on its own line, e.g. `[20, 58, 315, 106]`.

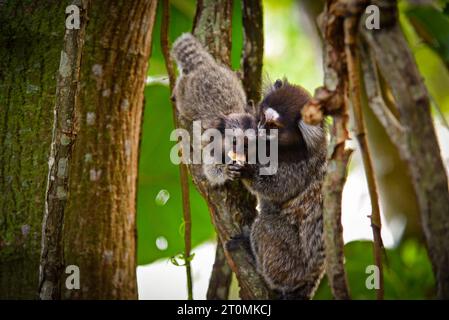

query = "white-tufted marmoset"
[227, 79, 327, 299]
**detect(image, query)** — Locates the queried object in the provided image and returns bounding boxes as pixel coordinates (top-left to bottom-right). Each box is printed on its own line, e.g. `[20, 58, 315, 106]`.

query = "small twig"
[323, 129, 353, 300]
[207, 238, 232, 300]
[344, 12, 384, 300]
[161, 0, 194, 300]
[359, 39, 408, 157]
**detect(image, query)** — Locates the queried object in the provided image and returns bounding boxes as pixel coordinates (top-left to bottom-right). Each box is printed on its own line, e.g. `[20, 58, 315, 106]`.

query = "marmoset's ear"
[273, 79, 283, 89]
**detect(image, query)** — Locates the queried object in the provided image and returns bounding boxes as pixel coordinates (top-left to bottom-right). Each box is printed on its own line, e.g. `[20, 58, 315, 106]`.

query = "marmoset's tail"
[171, 33, 214, 73]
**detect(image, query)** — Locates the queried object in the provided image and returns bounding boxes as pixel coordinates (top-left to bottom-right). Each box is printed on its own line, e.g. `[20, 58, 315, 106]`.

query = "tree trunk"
[0, 0, 157, 299]
[0, 1, 67, 299]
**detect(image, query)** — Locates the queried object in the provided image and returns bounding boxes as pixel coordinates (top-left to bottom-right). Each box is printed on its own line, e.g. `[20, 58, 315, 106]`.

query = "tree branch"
[301, 0, 353, 299]
[362, 0, 449, 299]
[359, 39, 407, 157]
[343, 4, 384, 299]
[39, 0, 89, 300]
[241, 0, 264, 104]
[188, 0, 273, 300]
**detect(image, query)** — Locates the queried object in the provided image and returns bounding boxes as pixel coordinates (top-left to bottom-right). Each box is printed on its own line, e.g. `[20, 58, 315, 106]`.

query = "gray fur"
[171, 33, 247, 123]
[171, 33, 254, 185]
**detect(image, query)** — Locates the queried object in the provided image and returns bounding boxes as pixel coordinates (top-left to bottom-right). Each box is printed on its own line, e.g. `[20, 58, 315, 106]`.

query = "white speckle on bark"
[121, 99, 129, 111]
[57, 158, 68, 178]
[26, 84, 40, 94]
[56, 186, 67, 199]
[86, 112, 96, 125]
[92, 64, 103, 76]
[103, 250, 113, 264]
[102, 88, 111, 97]
[50, 175, 55, 181]
[60, 134, 71, 146]
[84, 153, 93, 162]
[59, 50, 71, 77]
[113, 84, 120, 94]
[89, 168, 102, 181]
[21, 224, 31, 236]
[325, 69, 339, 91]
[48, 156, 55, 168]
[125, 140, 131, 160]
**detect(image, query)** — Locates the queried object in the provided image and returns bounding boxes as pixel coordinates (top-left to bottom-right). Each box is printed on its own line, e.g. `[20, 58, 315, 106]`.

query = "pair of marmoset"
[171, 33, 327, 299]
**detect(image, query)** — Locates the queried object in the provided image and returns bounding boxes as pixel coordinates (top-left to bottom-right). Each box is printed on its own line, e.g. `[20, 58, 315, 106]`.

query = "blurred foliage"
[405, 5, 449, 67]
[314, 240, 435, 299]
[262, 0, 322, 92]
[400, 1, 449, 115]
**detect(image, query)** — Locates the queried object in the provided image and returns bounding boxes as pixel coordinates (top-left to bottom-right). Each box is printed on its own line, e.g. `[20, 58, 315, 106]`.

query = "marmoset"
[229, 79, 327, 299]
[171, 33, 248, 122]
[171, 33, 256, 184]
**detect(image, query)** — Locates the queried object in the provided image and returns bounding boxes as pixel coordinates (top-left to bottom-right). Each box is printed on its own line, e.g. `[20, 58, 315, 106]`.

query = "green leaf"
[406, 5, 449, 66]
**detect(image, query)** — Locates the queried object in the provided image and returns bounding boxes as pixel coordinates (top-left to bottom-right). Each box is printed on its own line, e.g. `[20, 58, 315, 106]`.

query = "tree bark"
[362, 0, 449, 299]
[0, 0, 158, 299]
[61, 0, 157, 299]
[241, 0, 264, 105]
[0, 0, 67, 299]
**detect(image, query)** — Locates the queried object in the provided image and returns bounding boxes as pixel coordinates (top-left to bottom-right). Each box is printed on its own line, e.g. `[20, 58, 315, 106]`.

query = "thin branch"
[207, 238, 232, 300]
[161, 0, 194, 300]
[344, 10, 384, 300]
[207, 0, 264, 299]
[301, 0, 352, 299]
[363, 0, 449, 298]
[359, 39, 407, 157]
[241, 0, 264, 104]
[323, 131, 352, 300]
[39, 0, 90, 300]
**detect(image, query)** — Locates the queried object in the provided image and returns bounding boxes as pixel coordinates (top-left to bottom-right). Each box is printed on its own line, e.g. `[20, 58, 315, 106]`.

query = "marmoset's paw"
[226, 163, 244, 180]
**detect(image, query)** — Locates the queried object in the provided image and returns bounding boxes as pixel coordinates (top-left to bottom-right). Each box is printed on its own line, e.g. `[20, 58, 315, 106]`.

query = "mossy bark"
[1, 0, 157, 299]
[0, 1, 67, 299]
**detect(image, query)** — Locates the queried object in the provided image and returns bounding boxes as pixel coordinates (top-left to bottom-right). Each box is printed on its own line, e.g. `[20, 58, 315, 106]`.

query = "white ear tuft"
[265, 108, 280, 122]
[298, 120, 323, 150]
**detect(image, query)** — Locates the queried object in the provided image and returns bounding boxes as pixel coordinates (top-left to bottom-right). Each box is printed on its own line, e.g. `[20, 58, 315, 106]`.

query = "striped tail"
[171, 33, 213, 73]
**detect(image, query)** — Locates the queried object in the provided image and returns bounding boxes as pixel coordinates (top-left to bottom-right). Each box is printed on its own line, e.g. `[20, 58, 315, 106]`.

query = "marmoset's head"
[258, 79, 324, 152]
[203, 113, 257, 162]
